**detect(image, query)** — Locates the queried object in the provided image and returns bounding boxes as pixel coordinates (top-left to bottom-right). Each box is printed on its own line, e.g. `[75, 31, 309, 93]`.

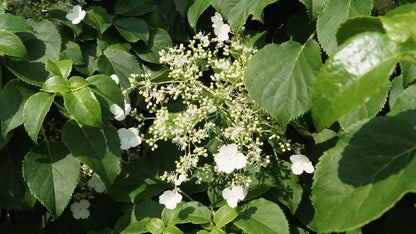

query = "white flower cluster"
[133, 12, 295, 209]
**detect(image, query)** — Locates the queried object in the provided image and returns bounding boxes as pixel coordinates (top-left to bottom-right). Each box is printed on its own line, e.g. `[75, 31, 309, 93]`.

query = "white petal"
[222, 187, 233, 200]
[66, 12, 76, 21]
[118, 128, 129, 139]
[110, 104, 123, 116]
[78, 209, 90, 219]
[217, 159, 235, 173]
[110, 74, 119, 84]
[72, 211, 81, 219]
[303, 163, 315, 174]
[233, 153, 247, 169]
[173, 193, 183, 203]
[226, 198, 238, 208]
[120, 139, 130, 150]
[73, 5, 82, 15]
[165, 201, 177, 209]
[232, 186, 246, 200]
[70, 202, 80, 212]
[79, 199, 90, 209]
[291, 163, 304, 175]
[94, 182, 105, 193]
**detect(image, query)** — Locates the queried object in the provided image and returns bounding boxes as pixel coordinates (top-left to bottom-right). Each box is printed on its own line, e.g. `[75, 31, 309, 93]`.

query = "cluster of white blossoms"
[125, 12, 312, 210]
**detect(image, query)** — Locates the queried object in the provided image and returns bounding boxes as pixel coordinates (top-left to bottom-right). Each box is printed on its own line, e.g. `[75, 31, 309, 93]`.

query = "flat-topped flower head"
[66, 5, 86, 25]
[87, 173, 105, 193]
[222, 185, 247, 208]
[118, 127, 141, 150]
[110, 98, 131, 121]
[159, 190, 182, 209]
[290, 154, 314, 175]
[70, 199, 90, 219]
[214, 144, 247, 174]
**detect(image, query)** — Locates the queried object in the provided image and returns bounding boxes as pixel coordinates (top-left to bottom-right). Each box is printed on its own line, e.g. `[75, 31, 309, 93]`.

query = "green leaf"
[146, 218, 165, 234]
[114, 17, 149, 43]
[45, 59, 73, 79]
[63, 87, 103, 128]
[233, 198, 289, 234]
[41, 76, 70, 93]
[75, 43, 101, 76]
[104, 48, 143, 89]
[312, 110, 416, 232]
[118, 200, 164, 234]
[317, 0, 373, 55]
[68, 76, 90, 91]
[210, 0, 277, 32]
[213, 205, 238, 227]
[84, 6, 113, 34]
[0, 30, 28, 58]
[164, 225, 184, 234]
[162, 202, 183, 225]
[0, 80, 34, 137]
[60, 41, 85, 66]
[187, 0, 211, 31]
[22, 141, 80, 219]
[87, 74, 125, 108]
[4, 20, 61, 86]
[114, 0, 154, 16]
[174, 201, 210, 224]
[389, 85, 416, 116]
[400, 61, 416, 87]
[23, 92, 54, 143]
[311, 32, 399, 131]
[62, 121, 121, 188]
[299, 0, 328, 20]
[381, 12, 416, 45]
[0, 13, 32, 31]
[133, 28, 172, 64]
[339, 82, 390, 129]
[336, 16, 385, 46]
[108, 157, 166, 203]
[245, 39, 322, 129]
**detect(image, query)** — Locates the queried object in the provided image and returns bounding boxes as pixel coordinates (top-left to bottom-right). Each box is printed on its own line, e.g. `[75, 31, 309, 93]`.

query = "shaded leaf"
[23, 142, 80, 219]
[114, 0, 154, 16]
[187, 0, 211, 31]
[84, 6, 113, 34]
[174, 201, 210, 224]
[213, 205, 238, 227]
[114, 17, 149, 43]
[23, 92, 54, 143]
[133, 28, 172, 64]
[0, 13, 32, 31]
[0, 30, 28, 58]
[389, 85, 416, 116]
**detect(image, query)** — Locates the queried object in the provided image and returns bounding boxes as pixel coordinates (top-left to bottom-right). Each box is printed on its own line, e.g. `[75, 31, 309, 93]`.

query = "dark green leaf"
[60, 41, 85, 66]
[0, 30, 28, 58]
[0, 13, 32, 31]
[62, 121, 121, 188]
[84, 6, 113, 34]
[299, 0, 328, 20]
[317, 0, 373, 55]
[174, 201, 210, 224]
[389, 85, 416, 116]
[233, 198, 289, 234]
[63, 87, 103, 128]
[133, 28, 172, 64]
[87, 74, 125, 108]
[0, 80, 34, 137]
[311, 32, 399, 131]
[23, 141, 80, 219]
[245, 39, 322, 129]
[45, 59, 73, 79]
[339, 82, 390, 129]
[23, 92, 54, 143]
[114, 0, 154, 16]
[114, 17, 149, 43]
[336, 16, 385, 46]
[41, 76, 71, 93]
[210, 0, 277, 32]
[187, 0, 210, 31]
[75, 43, 102, 76]
[213, 205, 238, 227]
[312, 110, 416, 232]
[104, 48, 143, 89]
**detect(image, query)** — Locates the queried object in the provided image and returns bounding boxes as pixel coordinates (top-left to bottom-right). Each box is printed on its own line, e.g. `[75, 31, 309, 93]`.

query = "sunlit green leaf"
[23, 92, 54, 143]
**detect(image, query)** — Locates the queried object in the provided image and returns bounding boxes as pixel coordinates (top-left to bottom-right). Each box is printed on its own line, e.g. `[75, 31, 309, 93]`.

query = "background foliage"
[1, 0, 416, 233]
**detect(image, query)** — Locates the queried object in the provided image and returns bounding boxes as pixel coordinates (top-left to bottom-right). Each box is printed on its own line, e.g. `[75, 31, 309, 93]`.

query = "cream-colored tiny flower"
[214, 144, 247, 174]
[118, 127, 142, 150]
[110, 74, 119, 85]
[174, 174, 186, 186]
[87, 173, 105, 193]
[290, 154, 314, 175]
[110, 98, 131, 121]
[159, 190, 182, 209]
[222, 185, 247, 208]
[70, 199, 90, 219]
[66, 5, 86, 25]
